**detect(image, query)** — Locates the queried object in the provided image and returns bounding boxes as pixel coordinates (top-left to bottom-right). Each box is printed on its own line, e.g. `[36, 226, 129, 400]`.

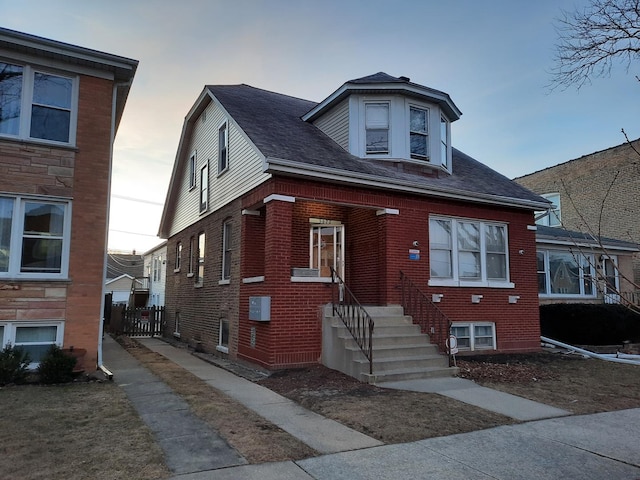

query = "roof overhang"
[265, 156, 548, 212]
[302, 81, 462, 123]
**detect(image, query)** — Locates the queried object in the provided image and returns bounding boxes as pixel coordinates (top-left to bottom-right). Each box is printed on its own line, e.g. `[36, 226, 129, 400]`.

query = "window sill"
[217, 167, 229, 177]
[173, 332, 181, 338]
[218, 279, 230, 285]
[428, 279, 515, 289]
[291, 276, 332, 283]
[539, 294, 597, 299]
[216, 345, 229, 354]
[186, 273, 194, 278]
[243, 276, 265, 284]
[0, 134, 78, 151]
[194, 283, 203, 289]
[173, 268, 181, 274]
[0, 276, 71, 283]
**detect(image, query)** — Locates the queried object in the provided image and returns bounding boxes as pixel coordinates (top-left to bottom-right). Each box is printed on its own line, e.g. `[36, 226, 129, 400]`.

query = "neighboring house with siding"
[143, 241, 167, 307]
[158, 73, 549, 380]
[515, 139, 640, 305]
[0, 28, 137, 369]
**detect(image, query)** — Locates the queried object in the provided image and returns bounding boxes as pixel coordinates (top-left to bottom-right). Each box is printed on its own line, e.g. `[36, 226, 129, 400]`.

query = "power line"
[109, 228, 159, 238]
[111, 194, 164, 206]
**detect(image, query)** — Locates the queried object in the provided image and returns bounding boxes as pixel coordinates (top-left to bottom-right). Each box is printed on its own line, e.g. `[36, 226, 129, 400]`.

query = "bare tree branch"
[549, 0, 640, 90]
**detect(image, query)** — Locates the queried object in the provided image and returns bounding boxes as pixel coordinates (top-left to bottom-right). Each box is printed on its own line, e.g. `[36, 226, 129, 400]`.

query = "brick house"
[515, 139, 640, 305]
[159, 73, 549, 380]
[0, 28, 137, 369]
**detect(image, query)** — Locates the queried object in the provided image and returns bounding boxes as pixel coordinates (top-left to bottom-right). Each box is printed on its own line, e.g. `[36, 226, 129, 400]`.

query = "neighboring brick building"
[159, 73, 549, 378]
[0, 28, 137, 370]
[515, 139, 640, 304]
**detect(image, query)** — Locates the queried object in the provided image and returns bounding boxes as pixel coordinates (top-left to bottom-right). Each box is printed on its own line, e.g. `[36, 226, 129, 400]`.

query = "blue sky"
[2, 0, 638, 252]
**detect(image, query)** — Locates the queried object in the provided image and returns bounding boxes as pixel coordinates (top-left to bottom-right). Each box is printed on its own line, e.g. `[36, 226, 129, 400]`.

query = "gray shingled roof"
[207, 83, 547, 208]
[536, 225, 639, 251]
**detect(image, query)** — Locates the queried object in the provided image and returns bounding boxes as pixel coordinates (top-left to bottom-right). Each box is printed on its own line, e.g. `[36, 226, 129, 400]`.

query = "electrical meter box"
[249, 296, 271, 321]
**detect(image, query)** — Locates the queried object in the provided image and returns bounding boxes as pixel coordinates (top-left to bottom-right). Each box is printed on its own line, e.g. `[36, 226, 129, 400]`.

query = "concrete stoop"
[322, 305, 458, 384]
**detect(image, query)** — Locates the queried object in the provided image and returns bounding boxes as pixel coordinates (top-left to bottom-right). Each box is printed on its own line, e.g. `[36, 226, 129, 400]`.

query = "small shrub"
[0, 344, 31, 385]
[37, 345, 77, 384]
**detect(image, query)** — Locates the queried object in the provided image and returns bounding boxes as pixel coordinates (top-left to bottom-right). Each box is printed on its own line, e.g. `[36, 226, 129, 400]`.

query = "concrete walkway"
[105, 337, 640, 480]
[137, 337, 383, 454]
[380, 377, 571, 421]
[103, 336, 247, 475]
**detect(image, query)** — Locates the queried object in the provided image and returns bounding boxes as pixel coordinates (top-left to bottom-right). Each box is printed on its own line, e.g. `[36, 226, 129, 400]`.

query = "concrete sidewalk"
[137, 337, 383, 454]
[102, 336, 246, 475]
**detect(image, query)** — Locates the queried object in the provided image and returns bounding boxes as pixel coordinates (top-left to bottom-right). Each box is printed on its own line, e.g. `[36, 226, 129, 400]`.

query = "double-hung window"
[365, 103, 389, 154]
[175, 242, 182, 271]
[535, 193, 561, 227]
[537, 249, 595, 297]
[0, 62, 76, 144]
[221, 221, 232, 281]
[0, 196, 70, 279]
[199, 162, 208, 213]
[218, 122, 228, 174]
[409, 106, 429, 159]
[429, 216, 510, 287]
[440, 114, 450, 169]
[188, 152, 197, 189]
[195, 232, 205, 286]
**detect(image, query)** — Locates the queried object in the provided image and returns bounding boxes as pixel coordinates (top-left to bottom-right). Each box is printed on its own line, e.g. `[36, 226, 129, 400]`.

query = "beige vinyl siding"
[168, 99, 269, 238]
[313, 99, 349, 150]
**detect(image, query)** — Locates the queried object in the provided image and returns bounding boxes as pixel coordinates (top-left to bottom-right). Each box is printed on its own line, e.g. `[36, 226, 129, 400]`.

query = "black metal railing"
[400, 271, 452, 363]
[330, 267, 375, 375]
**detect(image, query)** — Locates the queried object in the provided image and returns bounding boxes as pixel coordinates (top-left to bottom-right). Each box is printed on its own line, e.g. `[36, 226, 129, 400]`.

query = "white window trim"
[174, 242, 182, 272]
[221, 220, 232, 281]
[451, 322, 496, 351]
[364, 101, 390, 156]
[173, 311, 181, 338]
[537, 249, 596, 298]
[308, 223, 345, 279]
[0, 62, 79, 146]
[428, 216, 513, 288]
[0, 321, 65, 367]
[188, 151, 197, 190]
[535, 193, 562, 227]
[409, 105, 429, 161]
[199, 161, 209, 213]
[0, 195, 72, 280]
[218, 121, 229, 175]
[216, 319, 229, 354]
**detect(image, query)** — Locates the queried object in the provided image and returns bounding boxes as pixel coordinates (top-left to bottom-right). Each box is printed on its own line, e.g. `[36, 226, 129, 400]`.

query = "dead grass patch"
[0, 382, 169, 480]
[458, 351, 640, 415]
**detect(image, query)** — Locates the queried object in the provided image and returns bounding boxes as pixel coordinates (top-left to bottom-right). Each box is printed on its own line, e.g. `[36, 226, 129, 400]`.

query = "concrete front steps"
[322, 305, 459, 384]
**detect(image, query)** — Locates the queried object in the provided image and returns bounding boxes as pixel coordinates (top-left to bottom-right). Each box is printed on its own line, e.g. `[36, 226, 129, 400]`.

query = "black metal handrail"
[330, 267, 374, 375]
[399, 271, 452, 363]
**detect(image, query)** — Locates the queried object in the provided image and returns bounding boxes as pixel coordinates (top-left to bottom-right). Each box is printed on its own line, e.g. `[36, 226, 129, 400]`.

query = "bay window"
[0, 62, 76, 144]
[0, 196, 70, 279]
[409, 106, 428, 159]
[429, 216, 510, 286]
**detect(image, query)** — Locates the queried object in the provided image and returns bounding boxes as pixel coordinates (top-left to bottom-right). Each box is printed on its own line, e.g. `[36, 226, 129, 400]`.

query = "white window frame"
[0, 195, 72, 280]
[535, 193, 561, 227]
[195, 232, 205, 287]
[174, 242, 182, 272]
[216, 318, 229, 353]
[221, 220, 232, 282]
[537, 249, 596, 298]
[0, 321, 65, 367]
[364, 102, 390, 155]
[173, 311, 181, 337]
[218, 121, 228, 174]
[440, 114, 450, 169]
[188, 151, 197, 190]
[199, 161, 208, 213]
[451, 322, 496, 351]
[429, 216, 513, 288]
[409, 105, 429, 160]
[0, 62, 78, 146]
[308, 222, 345, 280]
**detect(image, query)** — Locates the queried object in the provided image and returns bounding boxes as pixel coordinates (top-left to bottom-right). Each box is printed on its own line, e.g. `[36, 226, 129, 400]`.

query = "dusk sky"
[2, 0, 638, 253]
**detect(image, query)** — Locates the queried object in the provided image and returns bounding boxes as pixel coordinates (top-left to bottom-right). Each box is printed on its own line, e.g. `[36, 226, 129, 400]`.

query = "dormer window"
[440, 114, 450, 169]
[365, 102, 389, 154]
[409, 106, 429, 159]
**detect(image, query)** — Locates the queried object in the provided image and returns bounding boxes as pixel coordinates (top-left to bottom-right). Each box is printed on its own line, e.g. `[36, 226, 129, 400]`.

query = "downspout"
[541, 336, 640, 366]
[97, 79, 132, 379]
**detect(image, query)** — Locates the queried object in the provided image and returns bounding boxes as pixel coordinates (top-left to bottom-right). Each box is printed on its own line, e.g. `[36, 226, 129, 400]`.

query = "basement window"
[451, 322, 496, 351]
